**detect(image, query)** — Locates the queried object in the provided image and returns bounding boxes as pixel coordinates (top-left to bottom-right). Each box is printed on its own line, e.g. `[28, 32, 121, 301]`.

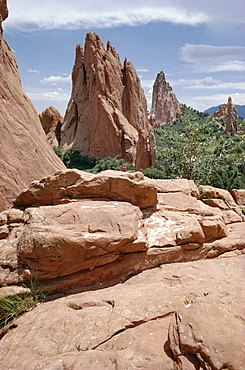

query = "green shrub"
[141, 167, 165, 179]
[0, 280, 47, 328]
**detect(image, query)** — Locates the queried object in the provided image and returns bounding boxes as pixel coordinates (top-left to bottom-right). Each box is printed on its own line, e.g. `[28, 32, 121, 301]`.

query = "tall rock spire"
[60, 32, 156, 170]
[226, 96, 238, 136]
[150, 71, 181, 126]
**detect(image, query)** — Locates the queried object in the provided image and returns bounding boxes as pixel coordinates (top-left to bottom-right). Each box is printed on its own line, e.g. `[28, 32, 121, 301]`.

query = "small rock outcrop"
[39, 106, 63, 147]
[0, 1, 65, 212]
[150, 71, 181, 126]
[60, 33, 156, 170]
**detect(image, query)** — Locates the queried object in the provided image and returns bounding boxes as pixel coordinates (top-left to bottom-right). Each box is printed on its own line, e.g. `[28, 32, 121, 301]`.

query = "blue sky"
[3, 0, 245, 116]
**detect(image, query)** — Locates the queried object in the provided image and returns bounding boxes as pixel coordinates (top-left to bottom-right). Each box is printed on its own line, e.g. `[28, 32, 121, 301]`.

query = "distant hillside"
[204, 105, 245, 118]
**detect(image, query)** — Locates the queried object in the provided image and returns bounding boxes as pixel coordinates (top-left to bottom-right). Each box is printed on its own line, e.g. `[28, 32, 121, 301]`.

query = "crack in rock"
[91, 311, 175, 350]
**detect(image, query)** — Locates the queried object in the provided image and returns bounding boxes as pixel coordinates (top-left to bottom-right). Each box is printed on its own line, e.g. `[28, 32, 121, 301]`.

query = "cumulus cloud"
[28, 69, 41, 73]
[40, 75, 71, 84]
[201, 77, 219, 86]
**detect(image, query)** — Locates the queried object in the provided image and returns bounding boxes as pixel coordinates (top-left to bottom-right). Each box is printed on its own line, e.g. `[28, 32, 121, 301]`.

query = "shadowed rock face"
[0, 2, 65, 212]
[150, 71, 181, 126]
[60, 32, 156, 170]
[0, 0, 8, 26]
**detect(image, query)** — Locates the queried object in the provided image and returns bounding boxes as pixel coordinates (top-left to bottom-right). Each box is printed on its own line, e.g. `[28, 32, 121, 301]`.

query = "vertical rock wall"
[0, 1, 65, 212]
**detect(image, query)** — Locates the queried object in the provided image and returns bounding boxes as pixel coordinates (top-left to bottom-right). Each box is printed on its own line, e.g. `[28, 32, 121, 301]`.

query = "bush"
[91, 157, 132, 173]
[141, 167, 165, 179]
[53, 147, 96, 171]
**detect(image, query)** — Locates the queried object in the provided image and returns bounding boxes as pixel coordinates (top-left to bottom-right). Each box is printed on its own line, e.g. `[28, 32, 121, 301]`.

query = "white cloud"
[40, 75, 71, 84]
[136, 68, 149, 73]
[28, 69, 41, 73]
[180, 44, 245, 63]
[184, 93, 245, 112]
[3, 0, 212, 32]
[172, 77, 245, 90]
[201, 77, 219, 86]
[209, 61, 245, 72]
[23, 86, 70, 101]
[179, 44, 245, 73]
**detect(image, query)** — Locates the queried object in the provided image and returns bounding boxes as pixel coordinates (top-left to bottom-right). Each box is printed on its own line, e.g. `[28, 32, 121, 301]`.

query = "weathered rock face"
[150, 71, 181, 126]
[231, 188, 245, 207]
[0, 3, 65, 212]
[60, 33, 156, 170]
[0, 170, 244, 289]
[0, 170, 244, 367]
[39, 106, 63, 147]
[0, 254, 244, 369]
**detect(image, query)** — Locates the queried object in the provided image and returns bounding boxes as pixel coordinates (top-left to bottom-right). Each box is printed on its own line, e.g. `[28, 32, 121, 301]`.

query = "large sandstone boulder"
[0, 2, 65, 212]
[150, 71, 181, 126]
[60, 33, 156, 170]
[14, 169, 158, 209]
[39, 106, 63, 147]
[0, 170, 244, 291]
[231, 188, 245, 207]
[0, 254, 244, 369]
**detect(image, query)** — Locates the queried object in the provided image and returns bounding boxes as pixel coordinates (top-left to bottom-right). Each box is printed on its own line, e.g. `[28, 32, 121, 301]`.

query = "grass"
[0, 279, 48, 328]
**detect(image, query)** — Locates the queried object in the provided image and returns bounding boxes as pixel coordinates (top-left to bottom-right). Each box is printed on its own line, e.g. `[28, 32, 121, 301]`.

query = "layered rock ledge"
[0, 170, 244, 292]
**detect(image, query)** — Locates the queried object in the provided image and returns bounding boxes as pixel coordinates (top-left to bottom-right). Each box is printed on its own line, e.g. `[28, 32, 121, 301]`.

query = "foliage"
[91, 157, 134, 173]
[140, 167, 165, 179]
[0, 279, 47, 328]
[152, 107, 245, 189]
[53, 147, 96, 171]
[52, 146, 63, 159]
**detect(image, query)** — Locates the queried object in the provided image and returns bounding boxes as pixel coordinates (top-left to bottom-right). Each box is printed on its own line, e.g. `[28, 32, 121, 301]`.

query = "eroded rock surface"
[150, 71, 181, 126]
[0, 170, 244, 291]
[60, 33, 156, 170]
[39, 106, 63, 147]
[0, 255, 244, 369]
[0, 3, 65, 212]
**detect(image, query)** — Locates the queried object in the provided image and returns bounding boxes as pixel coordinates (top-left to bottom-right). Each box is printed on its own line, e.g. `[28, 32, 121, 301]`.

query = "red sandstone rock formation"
[0, 2, 65, 212]
[1, 169, 244, 287]
[60, 33, 156, 170]
[225, 96, 238, 136]
[0, 169, 244, 367]
[39, 106, 63, 147]
[150, 71, 181, 126]
[215, 97, 238, 119]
